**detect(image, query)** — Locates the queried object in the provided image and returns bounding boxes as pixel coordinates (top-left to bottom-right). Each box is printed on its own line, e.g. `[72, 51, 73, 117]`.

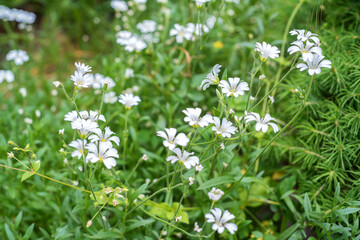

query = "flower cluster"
[6, 50, 29, 65]
[288, 29, 332, 75]
[116, 30, 147, 52]
[70, 62, 92, 88]
[255, 42, 280, 61]
[0, 70, 14, 83]
[170, 16, 214, 43]
[0, 5, 36, 24]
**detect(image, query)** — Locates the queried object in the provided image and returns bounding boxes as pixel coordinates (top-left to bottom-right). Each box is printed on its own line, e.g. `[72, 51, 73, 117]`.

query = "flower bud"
[86, 220, 92, 228]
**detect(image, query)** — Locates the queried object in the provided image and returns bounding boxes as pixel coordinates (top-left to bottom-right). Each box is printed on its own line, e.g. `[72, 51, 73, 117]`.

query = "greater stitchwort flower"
[0, 70, 14, 83]
[89, 127, 120, 147]
[157, 128, 189, 150]
[71, 62, 92, 88]
[169, 23, 194, 43]
[69, 139, 87, 159]
[6, 50, 29, 65]
[119, 93, 141, 109]
[208, 187, 224, 201]
[296, 54, 332, 76]
[200, 64, 221, 90]
[287, 40, 322, 61]
[212, 117, 237, 138]
[205, 208, 238, 234]
[219, 77, 249, 97]
[183, 108, 213, 127]
[86, 142, 119, 169]
[255, 42, 280, 61]
[245, 112, 279, 133]
[289, 29, 320, 45]
[166, 148, 199, 169]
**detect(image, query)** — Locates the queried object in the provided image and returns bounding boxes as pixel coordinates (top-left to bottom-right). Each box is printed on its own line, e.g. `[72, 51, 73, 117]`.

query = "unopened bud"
[7, 152, 14, 158]
[112, 200, 118, 206]
[8, 141, 14, 146]
[32, 154, 36, 159]
[86, 220, 92, 228]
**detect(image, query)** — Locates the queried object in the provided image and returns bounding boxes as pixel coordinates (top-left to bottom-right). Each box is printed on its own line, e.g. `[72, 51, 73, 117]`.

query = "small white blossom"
[259, 74, 265, 80]
[287, 40, 322, 62]
[124, 36, 147, 52]
[195, 164, 203, 172]
[86, 142, 119, 169]
[142, 154, 148, 161]
[52, 81, 61, 87]
[124, 68, 134, 79]
[70, 62, 92, 88]
[0, 70, 14, 83]
[268, 95, 274, 104]
[89, 73, 115, 89]
[194, 222, 202, 233]
[219, 77, 249, 97]
[205, 208, 238, 234]
[19, 88, 27, 97]
[200, 64, 221, 90]
[296, 54, 332, 76]
[245, 112, 279, 133]
[188, 177, 195, 185]
[119, 93, 141, 109]
[35, 110, 41, 117]
[289, 29, 320, 45]
[89, 127, 120, 146]
[24, 118, 32, 124]
[212, 117, 237, 138]
[194, 23, 209, 36]
[167, 148, 199, 169]
[255, 42, 280, 60]
[137, 20, 157, 33]
[104, 91, 118, 104]
[208, 187, 224, 201]
[220, 143, 225, 150]
[111, 0, 128, 11]
[157, 128, 189, 150]
[6, 50, 29, 65]
[195, 0, 210, 7]
[183, 108, 213, 127]
[69, 139, 87, 159]
[59, 129, 64, 135]
[175, 216, 182, 222]
[229, 109, 235, 114]
[169, 23, 194, 43]
[116, 31, 132, 45]
[71, 119, 99, 135]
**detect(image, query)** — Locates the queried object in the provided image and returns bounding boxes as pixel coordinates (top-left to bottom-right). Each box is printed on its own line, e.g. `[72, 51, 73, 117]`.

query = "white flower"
[89, 127, 120, 146]
[0, 70, 14, 83]
[167, 148, 199, 169]
[219, 77, 249, 97]
[24, 118, 32, 124]
[86, 142, 119, 169]
[64, 110, 79, 122]
[255, 42, 280, 60]
[0, 6, 36, 24]
[268, 95, 274, 103]
[142, 154, 148, 161]
[220, 143, 225, 150]
[71, 119, 99, 135]
[206, 15, 217, 29]
[229, 109, 235, 114]
[195, 164, 203, 172]
[212, 117, 237, 138]
[183, 108, 213, 127]
[89, 73, 115, 89]
[289, 29, 320, 45]
[111, 0, 128, 11]
[205, 208, 238, 234]
[259, 74, 265, 80]
[296, 54, 332, 76]
[116, 31, 133, 45]
[170, 24, 194, 43]
[287, 40, 322, 62]
[175, 216, 182, 222]
[188, 177, 195, 185]
[200, 64, 221, 90]
[6, 50, 29, 65]
[194, 23, 209, 36]
[124, 36, 147, 52]
[69, 139, 87, 159]
[208, 187, 224, 201]
[19, 88, 27, 97]
[52, 81, 61, 87]
[194, 222, 202, 233]
[157, 128, 189, 150]
[104, 91, 118, 104]
[79, 110, 106, 122]
[137, 20, 157, 33]
[59, 129, 64, 135]
[119, 93, 141, 109]
[245, 112, 279, 133]
[124, 68, 134, 79]
[70, 62, 92, 88]
[195, 0, 210, 7]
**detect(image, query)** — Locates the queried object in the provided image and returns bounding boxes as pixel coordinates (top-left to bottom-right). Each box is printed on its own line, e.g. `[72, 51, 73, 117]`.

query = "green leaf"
[304, 193, 312, 213]
[277, 222, 300, 240]
[23, 223, 35, 240]
[14, 211, 23, 228]
[130, 182, 149, 203]
[4, 223, 15, 240]
[336, 208, 360, 215]
[126, 219, 155, 232]
[86, 230, 123, 239]
[197, 175, 235, 190]
[221, 68, 227, 80]
[21, 160, 41, 182]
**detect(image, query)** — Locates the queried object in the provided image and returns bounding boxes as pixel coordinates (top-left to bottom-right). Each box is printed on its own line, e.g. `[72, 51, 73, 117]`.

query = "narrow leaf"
[197, 175, 235, 190]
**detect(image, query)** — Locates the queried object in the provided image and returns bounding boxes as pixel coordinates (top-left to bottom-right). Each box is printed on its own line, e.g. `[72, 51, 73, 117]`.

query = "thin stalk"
[0, 164, 91, 193]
